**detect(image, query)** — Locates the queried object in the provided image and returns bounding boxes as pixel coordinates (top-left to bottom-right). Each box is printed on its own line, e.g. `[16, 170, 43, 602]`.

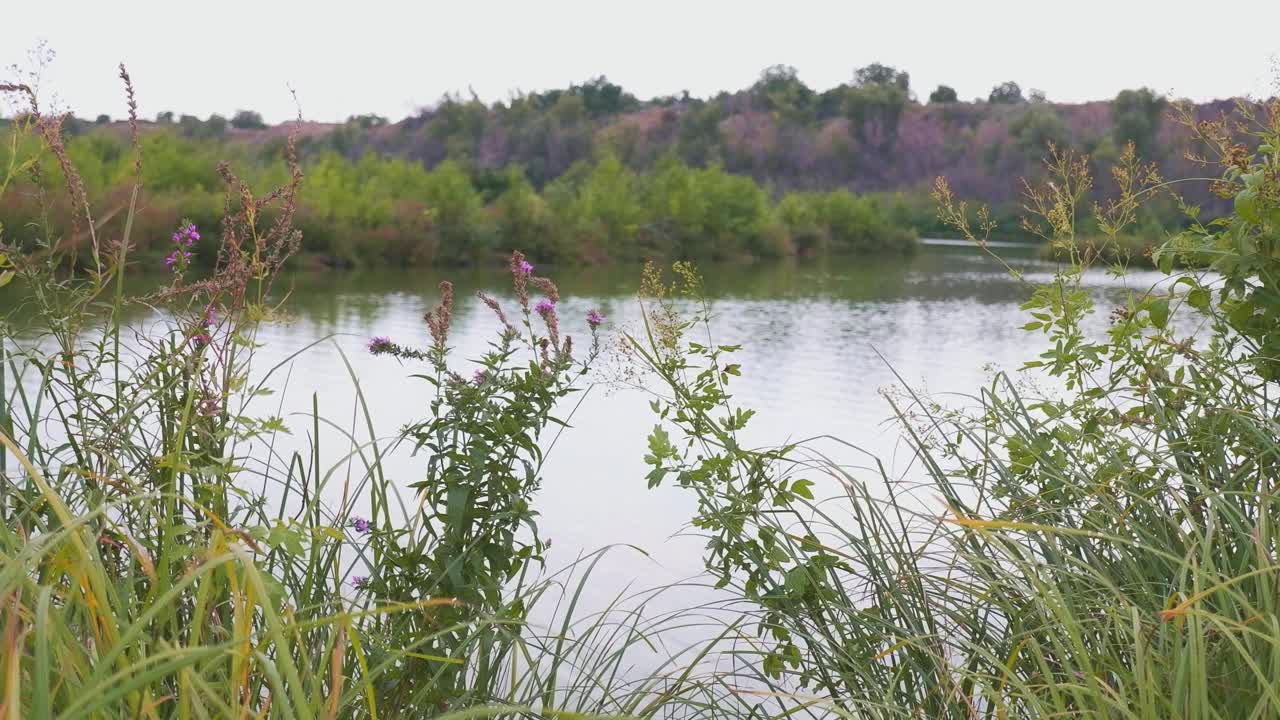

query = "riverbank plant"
[625, 99, 1280, 717]
[0, 72, 733, 719]
[5, 59, 1280, 719]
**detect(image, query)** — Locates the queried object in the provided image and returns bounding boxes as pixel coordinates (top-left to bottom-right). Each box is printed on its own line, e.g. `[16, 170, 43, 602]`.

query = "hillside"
[299, 72, 1248, 209]
[3, 67, 1266, 266]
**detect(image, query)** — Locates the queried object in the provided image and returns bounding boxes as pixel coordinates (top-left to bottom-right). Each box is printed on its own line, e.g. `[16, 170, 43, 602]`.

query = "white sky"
[4, 0, 1278, 123]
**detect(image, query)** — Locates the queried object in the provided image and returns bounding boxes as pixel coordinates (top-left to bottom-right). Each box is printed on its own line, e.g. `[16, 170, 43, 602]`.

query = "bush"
[230, 109, 267, 129]
[928, 84, 958, 103]
[625, 106, 1280, 716]
[0, 88, 711, 717]
[989, 80, 1025, 104]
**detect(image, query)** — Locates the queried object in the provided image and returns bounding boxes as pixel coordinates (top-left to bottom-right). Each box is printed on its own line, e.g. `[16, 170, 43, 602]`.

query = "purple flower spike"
[473, 368, 487, 384]
[519, 260, 534, 275]
[351, 516, 373, 535]
[535, 299, 555, 316]
[367, 336, 393, 355]
[172, 223, 200, 247]
[350, 575, 369, 590]
[586, 309, 606, 328]
[164, 249, 190, 270]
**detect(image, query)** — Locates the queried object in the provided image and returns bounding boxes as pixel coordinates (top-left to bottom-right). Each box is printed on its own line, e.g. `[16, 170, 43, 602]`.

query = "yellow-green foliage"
[1, 127, 917, 268]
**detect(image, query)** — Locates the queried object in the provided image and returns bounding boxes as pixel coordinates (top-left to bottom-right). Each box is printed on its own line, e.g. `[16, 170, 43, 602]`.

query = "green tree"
[842, 63, 912, 148]
[205, 114, 228, 135]
[1112, 87, 1167, 158]
[677, 99, 724, 166]
[854, 62, 910, 92]
[1010, 105, 1069, 160]
[928, 85, 958, 104]
[570, 76, 638, 116]
[988, 81, 1025, 104]
[492, 166, 564, 260]
[753, 65, 815, 124]
[563, 153, 645, 259]
[347, 113, 388, 128]
[774, 192, 825, 253]
[422, 159, 489, 263]
[231, 110, 267, 129]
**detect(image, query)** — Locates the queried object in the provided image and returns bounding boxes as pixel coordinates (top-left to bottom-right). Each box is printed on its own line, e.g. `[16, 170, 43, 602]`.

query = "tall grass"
[625, 104, 1280, 717]
[5, 63, 1280, 719]
[0, 72, 733, 719]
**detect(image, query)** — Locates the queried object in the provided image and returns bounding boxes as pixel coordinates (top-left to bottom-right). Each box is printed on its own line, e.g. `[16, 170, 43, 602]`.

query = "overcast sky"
[4, 0, 1278, 123]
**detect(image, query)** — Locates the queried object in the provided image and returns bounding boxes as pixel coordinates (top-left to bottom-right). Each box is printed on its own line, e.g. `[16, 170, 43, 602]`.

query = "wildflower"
[172, 222, 200, 246]
[367, 336, 393, 355]
[190, 332, 212, 349]
[164, 249, 191, 270]
[511, 251, 531, 308]
[478, 291, 515, 332]
[473, 368, 488, 384]
[530, 275, 560, 303]
[351, 516, 373, 535]
[587, 308, 606, 328]
[535, 299, 556, 316]
[350, 575, 369, 590]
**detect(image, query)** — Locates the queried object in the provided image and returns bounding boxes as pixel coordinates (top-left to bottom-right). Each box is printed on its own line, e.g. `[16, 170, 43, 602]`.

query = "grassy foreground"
[3, 72, 1280, 719]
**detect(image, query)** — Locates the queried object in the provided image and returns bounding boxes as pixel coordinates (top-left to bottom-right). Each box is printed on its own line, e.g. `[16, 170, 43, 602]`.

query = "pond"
[232, 242, 1165, 598]
[1, 241, 1175, 617]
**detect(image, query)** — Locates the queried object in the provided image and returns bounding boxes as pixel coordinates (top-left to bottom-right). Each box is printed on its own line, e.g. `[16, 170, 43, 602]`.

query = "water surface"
[3, 243, 1171, 606]
[242, 243, 1164, 592]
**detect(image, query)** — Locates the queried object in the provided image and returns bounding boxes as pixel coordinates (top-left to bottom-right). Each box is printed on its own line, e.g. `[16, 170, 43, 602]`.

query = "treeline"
[321, 67, 1224, 219]
[3, 63, 1251, 265]
[0, 127, 916, 267]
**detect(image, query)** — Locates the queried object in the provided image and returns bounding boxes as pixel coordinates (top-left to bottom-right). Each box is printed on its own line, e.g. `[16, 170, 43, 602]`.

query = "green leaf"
[1148, 299, 1170, 330]
[647, 425, 674, 461]
[1188, 287, 1210, 312]
[1236, 189, 1261, 224]
[790, 479, 815, 500]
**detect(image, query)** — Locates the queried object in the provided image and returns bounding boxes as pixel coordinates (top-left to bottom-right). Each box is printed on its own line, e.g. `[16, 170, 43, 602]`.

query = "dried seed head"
[425, 281, 454, 349]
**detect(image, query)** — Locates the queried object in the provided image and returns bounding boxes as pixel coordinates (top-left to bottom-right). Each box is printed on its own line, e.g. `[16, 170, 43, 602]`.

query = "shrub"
[626, 102, 1280, 716]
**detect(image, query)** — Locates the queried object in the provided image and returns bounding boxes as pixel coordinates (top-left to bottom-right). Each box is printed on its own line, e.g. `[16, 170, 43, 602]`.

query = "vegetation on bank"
[4, 65, 1280, 719]
[0, 125, 916, 267]
[3, 58, 1237, 268]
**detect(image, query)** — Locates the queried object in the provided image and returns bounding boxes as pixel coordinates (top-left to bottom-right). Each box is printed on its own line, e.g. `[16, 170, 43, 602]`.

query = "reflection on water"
[3, 245, 1171, 600]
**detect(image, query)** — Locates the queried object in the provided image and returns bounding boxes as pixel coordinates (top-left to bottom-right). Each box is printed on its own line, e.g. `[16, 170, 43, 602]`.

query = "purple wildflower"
[190, 333, 212, 349]
[172, 222, 200, 247]
[473, 368, 488, 384]
[535, 299, 556, 316]
[351, 516, 373, 535]
[350, 575, 369, 590]
[586, 308, 606, 328]
[164, 249, 191, 270]
[519, 260, 534, 275]
[367, 336, 393, 355]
